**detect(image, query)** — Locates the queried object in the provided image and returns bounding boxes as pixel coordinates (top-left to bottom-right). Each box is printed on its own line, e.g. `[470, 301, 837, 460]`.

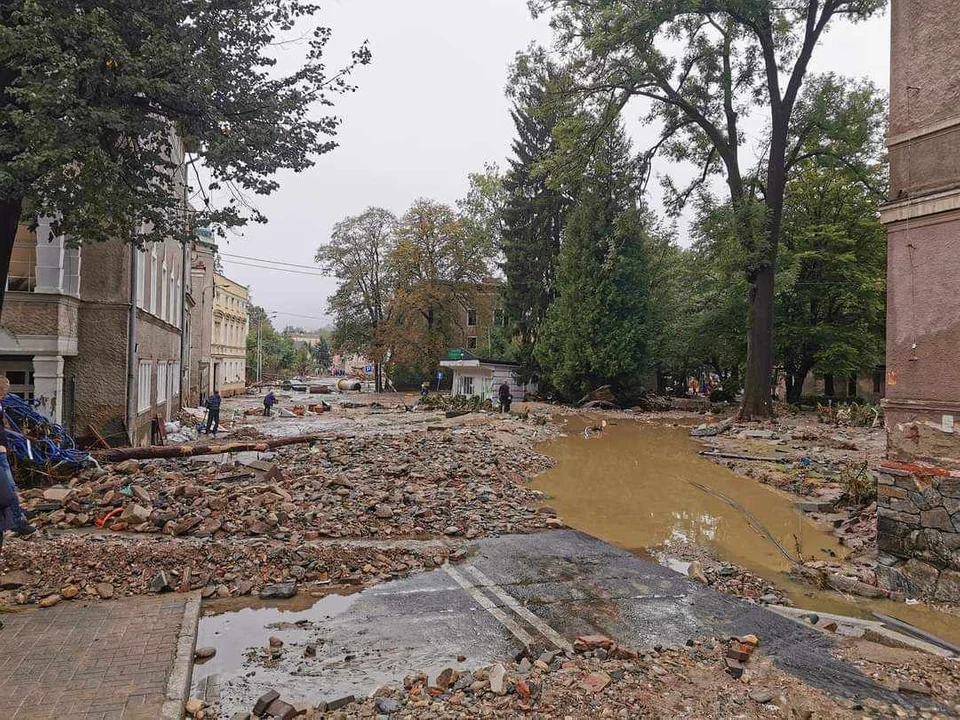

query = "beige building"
[187, 231, 217, 405]
[212, 273, 249, 396]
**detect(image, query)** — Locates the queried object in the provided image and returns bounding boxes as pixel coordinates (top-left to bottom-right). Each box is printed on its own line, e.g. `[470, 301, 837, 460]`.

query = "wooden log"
[93, 434, 323, 463]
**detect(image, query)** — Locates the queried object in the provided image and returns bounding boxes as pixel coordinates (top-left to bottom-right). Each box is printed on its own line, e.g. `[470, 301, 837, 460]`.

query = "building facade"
[0, 223, 188, 446]
[212, 273, 249, 396]
[457, 278, 504, 354]
[875, 0, 960, 600]
[880, 0, 960, 467]
[187, 232, 217, 406]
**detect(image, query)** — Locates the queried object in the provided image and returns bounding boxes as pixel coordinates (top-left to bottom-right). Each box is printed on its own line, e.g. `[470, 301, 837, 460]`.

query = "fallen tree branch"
[699, 450, 786, 462]
[93, 434, 324, 462]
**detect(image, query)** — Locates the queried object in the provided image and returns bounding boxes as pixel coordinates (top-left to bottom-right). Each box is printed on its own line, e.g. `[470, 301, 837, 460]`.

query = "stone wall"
[876, 461, 960, 602]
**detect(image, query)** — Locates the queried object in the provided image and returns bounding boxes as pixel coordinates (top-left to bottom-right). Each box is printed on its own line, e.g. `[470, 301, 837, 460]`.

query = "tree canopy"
[0, 0, 370, 309]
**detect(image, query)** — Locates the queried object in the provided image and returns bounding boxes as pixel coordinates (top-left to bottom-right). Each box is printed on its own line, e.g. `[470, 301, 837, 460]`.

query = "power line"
[219, 251, 321, 271]
[221, 259, 329, 277]
[271, 310, 331, 322]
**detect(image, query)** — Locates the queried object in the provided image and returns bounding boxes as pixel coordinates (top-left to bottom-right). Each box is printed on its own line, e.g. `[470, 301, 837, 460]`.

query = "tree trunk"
[93, 433, 324, 462]
[824, 373, 835, 396]
[0, 196, 23, 317]
[740, 263, 775, 418]
[847, 375, 858, 398]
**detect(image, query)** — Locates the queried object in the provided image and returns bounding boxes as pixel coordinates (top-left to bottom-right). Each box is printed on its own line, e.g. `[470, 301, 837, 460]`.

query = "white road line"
[443, 564, 536, 649]
[462, 565, 574, 654]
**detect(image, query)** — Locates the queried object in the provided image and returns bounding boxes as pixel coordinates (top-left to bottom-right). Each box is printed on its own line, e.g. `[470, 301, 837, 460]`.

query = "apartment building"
[0, 222, 188, 445]
[212, 273, 249, 396]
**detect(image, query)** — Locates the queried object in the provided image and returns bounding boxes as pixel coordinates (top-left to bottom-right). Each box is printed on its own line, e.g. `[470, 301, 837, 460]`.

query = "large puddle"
[531, 416, 960, 646]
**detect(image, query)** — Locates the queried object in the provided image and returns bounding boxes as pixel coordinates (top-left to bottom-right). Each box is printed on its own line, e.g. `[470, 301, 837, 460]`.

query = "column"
[31, 355, 65, 424]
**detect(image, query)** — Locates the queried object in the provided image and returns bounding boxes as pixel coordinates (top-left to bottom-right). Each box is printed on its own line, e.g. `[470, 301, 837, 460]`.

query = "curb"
[161, 592, 202, 720]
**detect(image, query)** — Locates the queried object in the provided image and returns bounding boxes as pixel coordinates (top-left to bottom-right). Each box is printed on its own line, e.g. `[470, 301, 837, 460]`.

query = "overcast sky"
[214, 1, 891, 331]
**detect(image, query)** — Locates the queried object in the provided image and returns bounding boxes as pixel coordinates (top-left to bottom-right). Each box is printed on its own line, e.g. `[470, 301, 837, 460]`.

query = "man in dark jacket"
[205, 391, 222, 435]
[498, 381, 512, 413]
[263, 391, 276, 417]
[0, 377, 36, 541]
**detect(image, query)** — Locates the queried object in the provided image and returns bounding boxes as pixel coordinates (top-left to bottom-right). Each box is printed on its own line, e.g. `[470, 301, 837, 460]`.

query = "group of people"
[200, 389, 276, 436]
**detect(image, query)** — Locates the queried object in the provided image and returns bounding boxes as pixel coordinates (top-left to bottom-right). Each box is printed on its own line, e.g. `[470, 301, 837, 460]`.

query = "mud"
[531, 416, 960, 646]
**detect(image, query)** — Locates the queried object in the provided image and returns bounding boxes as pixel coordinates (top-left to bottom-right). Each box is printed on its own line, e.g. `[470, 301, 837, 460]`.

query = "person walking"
[0, 377, 37, 547]
[263, 390, 276, 417]
[204, 390, 222, 435]
[498, 381, 512, 413]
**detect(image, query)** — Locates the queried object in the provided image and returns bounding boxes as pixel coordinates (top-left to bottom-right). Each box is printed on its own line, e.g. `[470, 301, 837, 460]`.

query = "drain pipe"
[126, 240, 139, 445]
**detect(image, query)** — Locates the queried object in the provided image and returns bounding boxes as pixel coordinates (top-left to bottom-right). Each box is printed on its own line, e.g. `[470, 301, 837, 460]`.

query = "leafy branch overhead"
[0, 0, 371, 250]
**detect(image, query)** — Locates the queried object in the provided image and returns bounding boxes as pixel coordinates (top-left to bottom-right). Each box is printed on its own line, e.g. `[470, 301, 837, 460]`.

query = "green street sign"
[448, 349, 464, 360]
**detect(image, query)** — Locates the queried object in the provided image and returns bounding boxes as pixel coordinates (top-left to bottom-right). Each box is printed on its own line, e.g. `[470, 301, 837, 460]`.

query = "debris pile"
[20, 429, 556, 541]
[327, 633, 916, 718]
[0, 533, 448, 604]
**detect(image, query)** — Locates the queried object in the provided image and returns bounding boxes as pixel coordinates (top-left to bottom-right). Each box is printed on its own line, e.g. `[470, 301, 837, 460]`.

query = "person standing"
[498, 381, 512, 413]
[0, 377, 36, 543]
[263, 390, 276, 417]
[205, 390, 222, 435]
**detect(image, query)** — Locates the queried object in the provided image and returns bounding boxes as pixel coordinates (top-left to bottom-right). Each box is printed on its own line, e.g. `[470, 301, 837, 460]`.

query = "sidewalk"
[0, 592, 200, 720]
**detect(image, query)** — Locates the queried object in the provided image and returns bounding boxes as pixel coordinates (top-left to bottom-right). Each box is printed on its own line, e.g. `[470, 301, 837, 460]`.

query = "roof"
[440, 348, 520, 368]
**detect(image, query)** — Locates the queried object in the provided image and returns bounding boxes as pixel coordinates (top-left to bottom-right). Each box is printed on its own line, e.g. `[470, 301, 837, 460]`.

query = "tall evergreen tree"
[534, 123, 654, 401]
[501, 65, 569, 377]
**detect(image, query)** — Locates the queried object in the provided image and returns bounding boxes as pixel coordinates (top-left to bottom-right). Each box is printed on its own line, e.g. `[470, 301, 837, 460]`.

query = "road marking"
[443, 564, 536, 649]
[462, 565, 574, 654]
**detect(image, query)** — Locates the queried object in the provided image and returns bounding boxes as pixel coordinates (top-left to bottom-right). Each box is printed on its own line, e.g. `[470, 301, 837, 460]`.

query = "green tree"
[528, 0, 885, 418]
[311, 336, 333, 371]
[0, 0, 370, 310]
[458, 163, 506, 269]
[776, 78, 887, 402]
[316, 207, 396, 391]
[246, 305, 294, 380]
[501, 60, 570, 377]
[535, 123, 655, 401]
[384, 199, 490, 374]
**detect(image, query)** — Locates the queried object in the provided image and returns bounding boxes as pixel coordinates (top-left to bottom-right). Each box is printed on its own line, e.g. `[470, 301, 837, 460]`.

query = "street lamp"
[256, 311, 277, 384]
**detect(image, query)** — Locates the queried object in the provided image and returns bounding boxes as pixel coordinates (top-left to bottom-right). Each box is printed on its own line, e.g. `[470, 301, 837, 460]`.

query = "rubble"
[336, 632, 941, 719]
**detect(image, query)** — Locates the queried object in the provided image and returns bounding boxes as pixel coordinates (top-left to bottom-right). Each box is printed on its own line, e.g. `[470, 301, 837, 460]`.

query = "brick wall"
[876, 462, 960, 601]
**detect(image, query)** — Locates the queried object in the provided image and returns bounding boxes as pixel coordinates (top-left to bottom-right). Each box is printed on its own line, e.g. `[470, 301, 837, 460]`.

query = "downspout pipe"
[180, 240, 189, 401]
[126, 241, 139, 445]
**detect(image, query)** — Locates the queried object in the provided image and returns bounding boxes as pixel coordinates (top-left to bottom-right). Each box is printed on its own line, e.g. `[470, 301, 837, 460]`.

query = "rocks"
[0, 571, 32, 590]
[749, 690, 774, 704]
[150, 571, 172, 593]
[374, 503, 395, 519]
[687, 560, 708, 584]
[195, 647, 217, 660]
[435, 667, 460, 690]
[43, 487, 74, 503]
[375, 697, 401, 714]
[38, 593, 61, 608]
[260, 582, 298, 600]
[184, 698, 205, 716]
[574, 635, 616, 652]
[60, 584, 80, 599]
[96, 582, 115, 599]
[898, 680, 932, 696]
[579, 671, 611, 693]
[488, 663, 507, 695]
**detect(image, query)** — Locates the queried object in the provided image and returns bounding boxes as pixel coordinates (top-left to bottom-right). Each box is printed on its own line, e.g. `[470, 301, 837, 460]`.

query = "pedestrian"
[205, 390, 222, 435]
[498, 381, 512, 413]
[421, 380, 429, 396]
[263, 390, 276, 417]
[0, 377, 37, 547]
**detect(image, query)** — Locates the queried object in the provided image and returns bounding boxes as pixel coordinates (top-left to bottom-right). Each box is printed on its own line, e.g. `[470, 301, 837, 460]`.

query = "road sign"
[436, 371, 443, 381]
[447, 349, 464, 361]
[364, 365, 374, 374]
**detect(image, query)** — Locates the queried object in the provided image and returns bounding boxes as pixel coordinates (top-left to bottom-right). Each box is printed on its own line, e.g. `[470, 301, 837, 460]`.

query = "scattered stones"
[96, 582, 115, 599]
[259, 582, 297, 600]
[687, 559, 708, 584]
[375, 697, 401, 714]
[150, 571, 172, 593]
[60, 584, 80, 599]
[579, 671, 612, 693]
[488, 663, 507, 695]
[184, 698, 205, 716]
[38, 593, 61, 608]
[195, 647, 217, 660]
[435, 667, 460, 690]
[749, 690, 774, 704]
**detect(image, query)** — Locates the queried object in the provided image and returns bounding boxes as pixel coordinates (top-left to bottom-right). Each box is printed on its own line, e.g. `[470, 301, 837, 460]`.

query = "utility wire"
[220, 259, 329, 277]
[219, 251, 321, 271]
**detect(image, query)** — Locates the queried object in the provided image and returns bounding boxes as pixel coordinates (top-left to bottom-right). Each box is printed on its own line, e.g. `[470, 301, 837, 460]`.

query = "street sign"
[447, 349, 464, 360]
[364, 365, 374, 374]
[436, 371, 443, 381]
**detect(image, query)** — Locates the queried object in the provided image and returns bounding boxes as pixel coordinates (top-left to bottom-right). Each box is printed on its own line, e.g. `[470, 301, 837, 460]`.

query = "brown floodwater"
[531, 416, 960, 647]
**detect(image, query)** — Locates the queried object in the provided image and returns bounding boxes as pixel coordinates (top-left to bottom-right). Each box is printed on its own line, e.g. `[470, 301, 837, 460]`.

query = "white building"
[439, 351, 536, 402]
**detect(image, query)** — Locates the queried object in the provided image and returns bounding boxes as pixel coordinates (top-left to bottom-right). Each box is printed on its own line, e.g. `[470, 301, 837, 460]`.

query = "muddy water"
[532, 417, 960, 646]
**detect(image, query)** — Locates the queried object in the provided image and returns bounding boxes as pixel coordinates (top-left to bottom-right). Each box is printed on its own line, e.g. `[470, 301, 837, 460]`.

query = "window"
[157, 362, 168, 404]
[136, 248, 146, 309]
[467, 336, 478, 349]
[137, 361, 152, 412]
[8, 231, 37, 292]
[467, 308, 477, 327]
[160, 258, 168, 321]
[171, 361, 180, 398]
[460, 376, 474, 396]
[168, 270, 175, 324]
[149, 246, 158, 315]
